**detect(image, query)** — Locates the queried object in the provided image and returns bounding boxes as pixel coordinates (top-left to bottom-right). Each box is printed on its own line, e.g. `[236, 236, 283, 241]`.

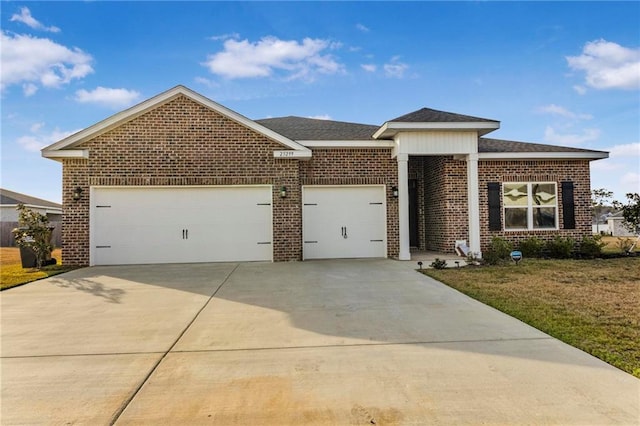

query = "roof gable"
[0, 188, 61, 209]
[42, 85, 309, 159]
[391, 107, 498, 123]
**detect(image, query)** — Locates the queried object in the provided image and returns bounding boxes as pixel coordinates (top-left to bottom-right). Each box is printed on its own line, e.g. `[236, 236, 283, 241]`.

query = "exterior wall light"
[73, 186, 83, 201]
[391, 186, 399, 198]
[280, 186, 287, 198]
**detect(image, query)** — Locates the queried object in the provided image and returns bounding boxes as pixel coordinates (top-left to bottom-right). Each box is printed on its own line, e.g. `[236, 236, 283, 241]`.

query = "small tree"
[11, 204, 53, 269]
[616, 193, 640, 252]
[591, 188, 613, 234]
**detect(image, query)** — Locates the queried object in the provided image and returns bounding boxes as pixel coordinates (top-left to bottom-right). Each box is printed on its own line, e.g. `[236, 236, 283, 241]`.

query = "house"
[41, 86, 607, 266]
[607, 212, 637, 237]
[0, 188, 62, 247]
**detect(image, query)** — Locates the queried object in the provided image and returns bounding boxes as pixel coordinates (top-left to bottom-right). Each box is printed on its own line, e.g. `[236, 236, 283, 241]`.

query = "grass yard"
[600, 235, 639, 254]
[0, 247, 76, 290]
[423, 257, 640, 378]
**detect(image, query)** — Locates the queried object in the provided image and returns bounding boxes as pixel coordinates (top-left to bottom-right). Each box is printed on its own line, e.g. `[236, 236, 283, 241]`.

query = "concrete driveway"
[1, 260, 638, 425]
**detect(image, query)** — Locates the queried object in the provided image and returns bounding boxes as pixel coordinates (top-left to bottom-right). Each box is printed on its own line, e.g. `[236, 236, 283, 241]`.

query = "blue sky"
[1, 1, 639, 204]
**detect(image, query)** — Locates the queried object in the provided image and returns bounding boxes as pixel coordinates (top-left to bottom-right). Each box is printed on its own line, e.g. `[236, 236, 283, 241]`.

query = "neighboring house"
[607, 212, 637, 237]
[41, 86, 607, 266]
[0, 188, 62, 247]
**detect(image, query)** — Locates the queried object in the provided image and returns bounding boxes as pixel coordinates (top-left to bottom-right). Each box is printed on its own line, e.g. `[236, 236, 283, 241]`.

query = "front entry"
[409, 179, 419, 247]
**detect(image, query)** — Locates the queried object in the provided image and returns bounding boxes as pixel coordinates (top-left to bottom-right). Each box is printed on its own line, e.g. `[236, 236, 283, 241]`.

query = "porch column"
[466, 153, 482, 256]
[397, 153, 411, 260]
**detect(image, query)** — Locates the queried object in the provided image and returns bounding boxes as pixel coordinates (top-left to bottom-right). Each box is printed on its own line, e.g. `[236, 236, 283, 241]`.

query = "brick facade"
[58, 92, 596, 265]
[61, 95, 399, 265]
[477, 159, 592, 251]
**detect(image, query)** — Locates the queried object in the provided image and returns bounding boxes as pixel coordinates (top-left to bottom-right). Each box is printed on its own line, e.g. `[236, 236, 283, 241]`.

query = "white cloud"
[16, 125, 80, 152]
[209, 32, 240, 41]
[203, 36, 344, 81]
[74, 87, 141, 108]
[607, 142, 640, 158]
[194, 76, 219, 88]
[384, 57, 408, 78]
[537, 104, 592, 120]
[0, 31, 93, 93]
[573, 85, 587, 95]
[356, 23, 370, 33]
[361, 64, 376, 72]
[307, 114, 331, 120]
[10, 7, 60, 33]
[567, 39, 640, 90]
[544, 126, 600, 146]
[22, 83, 38, 96]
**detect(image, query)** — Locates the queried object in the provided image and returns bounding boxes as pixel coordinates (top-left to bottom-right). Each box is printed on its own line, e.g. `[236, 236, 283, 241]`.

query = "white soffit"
[373, 121, 500, 139]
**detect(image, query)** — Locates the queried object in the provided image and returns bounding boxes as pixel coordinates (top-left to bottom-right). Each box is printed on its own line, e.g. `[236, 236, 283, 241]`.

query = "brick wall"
[62, 95, 302, 265]
[478, 160, 592, 251]
[421, 156, 469, 253]
[61, 95, 399, 265]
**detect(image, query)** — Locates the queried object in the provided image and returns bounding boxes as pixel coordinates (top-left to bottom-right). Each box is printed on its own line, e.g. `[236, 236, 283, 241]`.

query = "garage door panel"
[303, 186, 386, 260]
[91, 187, 272, 265]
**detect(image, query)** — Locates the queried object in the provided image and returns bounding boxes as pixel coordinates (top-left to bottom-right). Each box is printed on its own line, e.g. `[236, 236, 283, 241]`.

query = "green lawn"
[422, 257, 640, 378]
[0, 248, 76, 290]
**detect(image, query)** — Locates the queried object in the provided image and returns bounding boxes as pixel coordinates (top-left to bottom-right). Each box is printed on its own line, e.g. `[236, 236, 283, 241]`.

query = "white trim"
[273, 150, 312, 159]
[503, 182, 559, 231]
[466, 154, 481, 257]
[397, 154, 410, 260]
[42, 149, 89, 160]
[0, 204, 62, 215]
[42, 85, 310, 158]
[374, 121, 500, 139]
[479, 152, 608, 160]
[298, 140, 395, 148]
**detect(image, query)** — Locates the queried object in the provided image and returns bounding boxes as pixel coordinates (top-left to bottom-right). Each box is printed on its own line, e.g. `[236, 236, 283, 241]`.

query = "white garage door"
[302, 186, 386, 259]
[91, 186, 272, 265]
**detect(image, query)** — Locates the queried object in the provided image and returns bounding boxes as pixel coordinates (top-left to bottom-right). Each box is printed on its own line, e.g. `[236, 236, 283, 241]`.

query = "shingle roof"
[256, 116, 606, 156]
[391, 107, 498, 123]
[479, 138, 606, 154]
[0, 188, 61, 209]
[256, 116, 378, 140]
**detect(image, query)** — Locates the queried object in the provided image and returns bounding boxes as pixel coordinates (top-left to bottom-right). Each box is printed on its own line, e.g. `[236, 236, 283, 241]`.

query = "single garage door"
[91, 186, 273, 265]
[302, 185, 386, 259]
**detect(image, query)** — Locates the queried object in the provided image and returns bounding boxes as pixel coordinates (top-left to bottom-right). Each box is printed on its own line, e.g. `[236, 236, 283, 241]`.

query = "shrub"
[430, 258, 448, 269]
[483, 237, 513, 265]
[11, 204, 54, 269]
[579, 235, 606, 259]
[546, 236, 575, 259]
[519, 237, 545, 258]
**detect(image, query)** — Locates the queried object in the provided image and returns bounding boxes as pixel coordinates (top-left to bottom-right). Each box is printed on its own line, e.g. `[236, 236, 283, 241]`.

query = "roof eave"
[373, 121, 500, 139]
[41, 149, 90, 161]
[478, 152, 609, 160]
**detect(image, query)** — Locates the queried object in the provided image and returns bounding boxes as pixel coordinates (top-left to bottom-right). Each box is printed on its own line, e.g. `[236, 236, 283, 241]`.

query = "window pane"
[533, 207, 556, 228]
[532, 183, 556, 206]
[505, 208, 528, 229]
[504, 184, 528, 206]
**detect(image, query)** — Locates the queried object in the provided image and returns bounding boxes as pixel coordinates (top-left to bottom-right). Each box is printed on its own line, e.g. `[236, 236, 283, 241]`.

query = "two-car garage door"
[91, 186, 273, 265]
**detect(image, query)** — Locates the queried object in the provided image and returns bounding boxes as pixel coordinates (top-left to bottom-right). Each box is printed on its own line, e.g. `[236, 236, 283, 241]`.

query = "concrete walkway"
[1, 260, 638, 425]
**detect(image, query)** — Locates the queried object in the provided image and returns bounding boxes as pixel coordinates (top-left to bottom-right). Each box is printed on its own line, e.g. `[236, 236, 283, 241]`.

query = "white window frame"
[503, 182, 558, 231]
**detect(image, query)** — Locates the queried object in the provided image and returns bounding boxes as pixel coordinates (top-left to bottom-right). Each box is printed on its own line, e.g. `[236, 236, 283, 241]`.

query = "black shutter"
[488, 182, 501, 231]
[561, 181, 575, 229]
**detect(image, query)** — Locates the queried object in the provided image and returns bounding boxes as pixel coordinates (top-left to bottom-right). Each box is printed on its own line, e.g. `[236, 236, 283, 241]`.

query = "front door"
[409, 179, 419, 247]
